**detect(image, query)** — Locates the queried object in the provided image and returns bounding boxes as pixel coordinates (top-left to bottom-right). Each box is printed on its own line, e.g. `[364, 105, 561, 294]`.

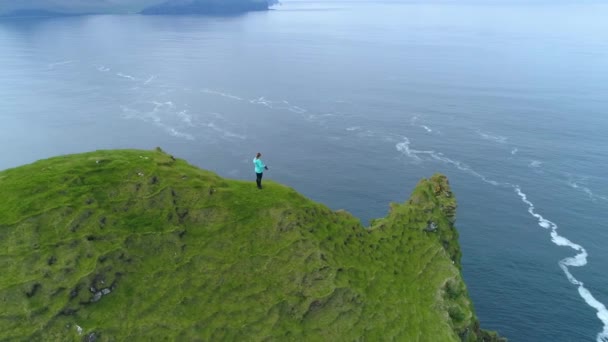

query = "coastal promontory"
[0, 149, 504, 341]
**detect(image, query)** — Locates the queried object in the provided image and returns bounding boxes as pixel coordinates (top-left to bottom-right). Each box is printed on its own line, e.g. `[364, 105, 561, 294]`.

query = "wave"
[144, 75, 157, 85]
[346, 126, 361, 131]
[165, 127, 194, 140]
[394, 135, 607, 341]
[395, 137, 434, 164]
[197, 88, 315, 123]
[515, 188, 608, 342]
[96, 65, 110, 72]
[529, 160, 543, 168]
[48, 60, 74, 69]
[117, 73, 136, 81]
[177, 110, 194, 127]
[201, 88, 244, 101]
[409, 115, 440, 134]
[206, 122, 246, 140]
[567, 178, 608, 202]
[249, 96, 309, 114]
[120, 104, 194, 141]
[511, 148, 518, 155]
[289, 105, 307, 114]
[395, 137, 503, 186]
[477, 130, 508, 144]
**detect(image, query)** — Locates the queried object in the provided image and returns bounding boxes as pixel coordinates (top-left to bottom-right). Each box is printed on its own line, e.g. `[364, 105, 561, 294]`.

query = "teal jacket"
[253, 158, 266, 174]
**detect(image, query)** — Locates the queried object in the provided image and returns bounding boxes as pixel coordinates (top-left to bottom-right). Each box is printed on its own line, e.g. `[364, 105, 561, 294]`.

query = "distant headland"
[0, 0, 279, 18]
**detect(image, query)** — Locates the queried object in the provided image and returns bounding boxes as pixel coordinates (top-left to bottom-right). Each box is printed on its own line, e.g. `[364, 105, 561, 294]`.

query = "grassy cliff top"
[0, 149, 504, 341]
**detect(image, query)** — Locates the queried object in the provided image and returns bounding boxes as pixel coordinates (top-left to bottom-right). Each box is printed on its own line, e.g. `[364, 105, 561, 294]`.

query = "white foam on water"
[151, 101, 174, 113]
[395, 137, 504, 187]
[429, 152, 503, 187]
[511, 148, 518, 155]
[529, 160, 543, 168]
[177, 110, 194, 127]
[477, 130, 508, 144]
[96, 65, 110, 72]
[144, 75, 156, 85]
[201, 88, 243, 101]
[395, 137, 435, 163]
[515, 187, 608, 342]
[117, 73, 136, 81]
[346, 126, 361, 131]
[250, 96, 273, 108]
[48, 60, 73, 69]
[421, 125, 433, 133]
[567, 178, 608, 202]
[206, 123, 246, 140]
[165, 127, 194, 141]
[120, 104, 194, 141]
[248, 96, 313, 117]
[306, 113, 336, 123]
[289, 105, 307, 114]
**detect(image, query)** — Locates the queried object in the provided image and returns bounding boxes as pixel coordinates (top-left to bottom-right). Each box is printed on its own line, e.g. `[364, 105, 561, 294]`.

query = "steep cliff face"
[0, 149, 504, 341]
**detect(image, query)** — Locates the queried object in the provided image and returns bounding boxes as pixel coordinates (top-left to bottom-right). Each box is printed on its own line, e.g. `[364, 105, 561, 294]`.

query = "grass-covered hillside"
[0, 149, 504, 341]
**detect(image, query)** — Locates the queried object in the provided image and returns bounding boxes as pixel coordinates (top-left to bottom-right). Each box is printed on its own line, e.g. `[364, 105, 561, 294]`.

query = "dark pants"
[256, 172, 263, 188]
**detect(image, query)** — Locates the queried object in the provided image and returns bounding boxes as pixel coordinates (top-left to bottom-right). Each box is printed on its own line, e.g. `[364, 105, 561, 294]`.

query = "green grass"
[0, 148, 505, 341]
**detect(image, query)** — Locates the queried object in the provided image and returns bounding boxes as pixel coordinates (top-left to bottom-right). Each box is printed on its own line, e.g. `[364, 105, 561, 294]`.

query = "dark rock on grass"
[47, 256, 57, 266]
[60, 308, 78, 316]
[70, 286, 80, 299]
[25, 283, 41, 298]
[51, 287, 66, 297]
[70, 210, 93, 232]
[307, 300, 324, 315]
[176, 208, 189, 222]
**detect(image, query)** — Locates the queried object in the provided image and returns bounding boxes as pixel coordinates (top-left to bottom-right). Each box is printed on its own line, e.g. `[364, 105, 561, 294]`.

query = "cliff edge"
[0, 149, 504, 341]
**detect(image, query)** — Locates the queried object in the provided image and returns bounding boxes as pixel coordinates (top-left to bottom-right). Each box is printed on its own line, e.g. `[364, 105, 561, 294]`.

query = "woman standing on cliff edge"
[253, 152, 268, 189]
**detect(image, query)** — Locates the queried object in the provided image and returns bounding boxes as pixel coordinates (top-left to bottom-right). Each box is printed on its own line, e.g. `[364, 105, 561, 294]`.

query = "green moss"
[0, 149, 505, 341]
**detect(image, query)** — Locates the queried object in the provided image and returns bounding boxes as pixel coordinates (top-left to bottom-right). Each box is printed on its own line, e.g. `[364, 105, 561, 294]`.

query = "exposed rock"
[91, 292, 102, 303]
[83, 332, 98, 342]
[424, 221, 438, 232]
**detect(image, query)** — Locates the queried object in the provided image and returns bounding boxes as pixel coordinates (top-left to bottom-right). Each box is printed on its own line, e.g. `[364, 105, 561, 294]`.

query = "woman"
[253, 152, 268, 189]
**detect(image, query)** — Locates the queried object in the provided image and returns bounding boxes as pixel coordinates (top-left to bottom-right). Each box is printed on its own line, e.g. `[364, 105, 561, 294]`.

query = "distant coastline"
[140, 0, 270, 15]
[0, 0, 277, 18]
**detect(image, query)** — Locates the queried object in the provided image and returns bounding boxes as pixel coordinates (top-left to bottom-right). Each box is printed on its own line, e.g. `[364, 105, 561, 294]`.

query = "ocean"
[1, 1, 607, 340]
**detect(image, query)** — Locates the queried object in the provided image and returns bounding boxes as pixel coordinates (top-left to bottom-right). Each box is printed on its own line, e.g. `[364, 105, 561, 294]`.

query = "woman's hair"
[256, 152, 262, 158]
